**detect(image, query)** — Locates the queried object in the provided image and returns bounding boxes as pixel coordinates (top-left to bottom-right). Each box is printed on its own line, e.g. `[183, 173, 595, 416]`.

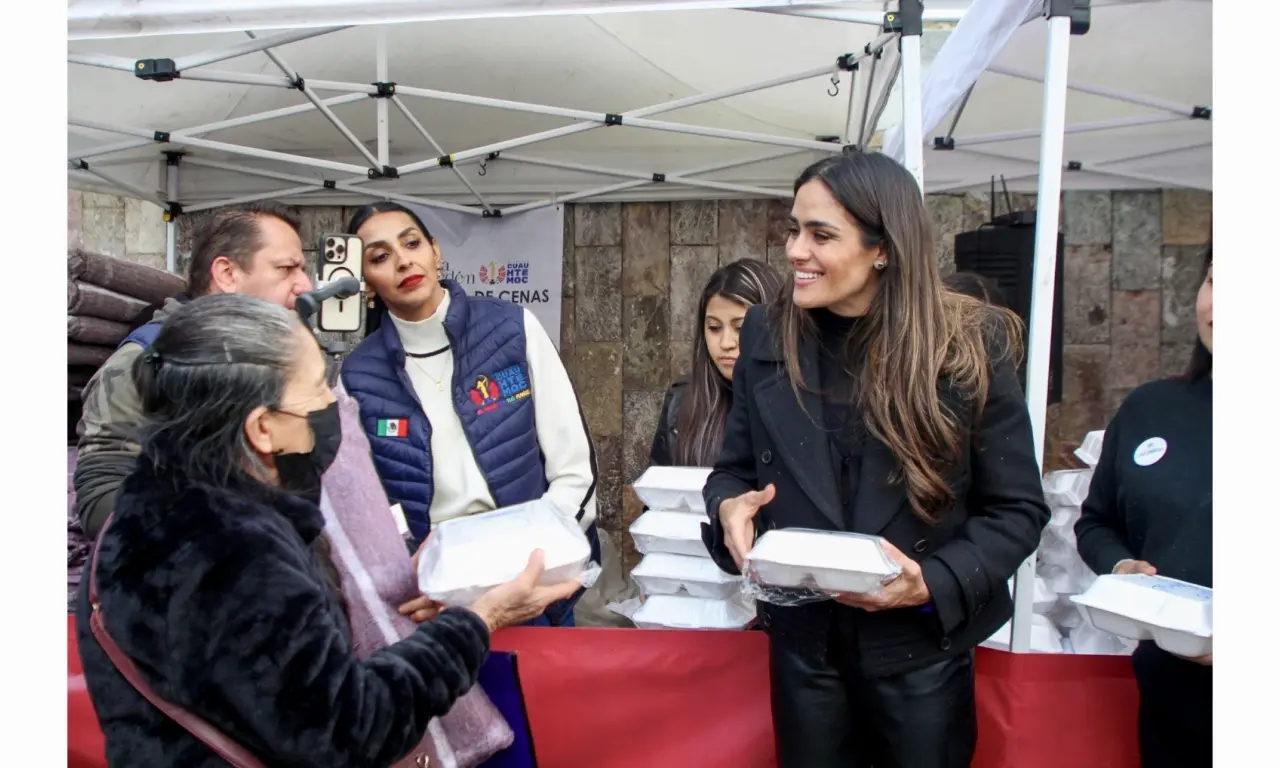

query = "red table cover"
[69, 618, 1139, 767]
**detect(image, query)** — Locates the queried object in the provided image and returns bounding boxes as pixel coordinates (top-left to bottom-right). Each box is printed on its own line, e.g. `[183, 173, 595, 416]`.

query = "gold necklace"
[408, 354, 449, 392]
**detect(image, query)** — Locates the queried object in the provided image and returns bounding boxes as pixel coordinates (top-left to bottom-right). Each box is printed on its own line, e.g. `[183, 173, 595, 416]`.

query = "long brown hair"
[778, 154, 1023, 522]
[674, 259, 784, 466]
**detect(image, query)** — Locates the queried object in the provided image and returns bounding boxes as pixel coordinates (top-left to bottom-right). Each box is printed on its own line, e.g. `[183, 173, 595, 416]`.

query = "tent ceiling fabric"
[67, 1, 1211, 209]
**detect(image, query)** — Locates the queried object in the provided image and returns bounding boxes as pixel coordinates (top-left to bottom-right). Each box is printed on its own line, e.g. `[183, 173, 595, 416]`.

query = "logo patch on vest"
[468, 365, 532, 415]
[376, 418, 408, 437]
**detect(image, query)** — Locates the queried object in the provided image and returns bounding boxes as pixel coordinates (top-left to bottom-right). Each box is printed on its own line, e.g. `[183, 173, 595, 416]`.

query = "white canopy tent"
[67, 0, 1212, 654]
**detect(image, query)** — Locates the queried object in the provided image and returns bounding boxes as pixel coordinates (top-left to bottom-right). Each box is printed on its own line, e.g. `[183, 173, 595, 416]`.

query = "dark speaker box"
[954, 218, 1064, 406]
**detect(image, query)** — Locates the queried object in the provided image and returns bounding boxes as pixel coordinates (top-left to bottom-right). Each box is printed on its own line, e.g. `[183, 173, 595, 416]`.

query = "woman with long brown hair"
[650, 258, 783, 467]
[702, 152, 1049, 767]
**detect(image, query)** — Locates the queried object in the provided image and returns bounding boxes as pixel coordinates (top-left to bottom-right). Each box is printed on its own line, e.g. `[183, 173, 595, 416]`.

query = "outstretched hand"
[719, 484, 776, 569]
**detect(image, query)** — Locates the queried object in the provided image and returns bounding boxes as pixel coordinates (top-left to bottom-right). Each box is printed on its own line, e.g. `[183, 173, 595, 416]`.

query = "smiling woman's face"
[358, 211, 444, 322]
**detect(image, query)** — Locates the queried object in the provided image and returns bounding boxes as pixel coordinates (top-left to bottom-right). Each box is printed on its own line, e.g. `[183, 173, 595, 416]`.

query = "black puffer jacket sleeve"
[168, 529, 490, 767]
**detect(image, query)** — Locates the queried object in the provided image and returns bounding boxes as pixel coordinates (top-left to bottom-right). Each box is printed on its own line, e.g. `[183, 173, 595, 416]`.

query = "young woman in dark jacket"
[1075, 247, 1213, 768]
[650, 258, 783, 467]
[75, 294, 581, 768]
[702, 153, 1050, 768]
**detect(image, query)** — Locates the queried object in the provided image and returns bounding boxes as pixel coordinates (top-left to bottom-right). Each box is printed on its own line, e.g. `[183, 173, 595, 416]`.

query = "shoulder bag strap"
[88, 514, 267, 768]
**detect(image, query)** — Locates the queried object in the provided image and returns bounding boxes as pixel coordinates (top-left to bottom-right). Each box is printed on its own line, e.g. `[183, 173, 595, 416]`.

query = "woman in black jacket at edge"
[1075, 247, 1213, 768]
[650, 258, 784, 468]
[75, 294, 581, 768]
[701, 153, 1050, 768]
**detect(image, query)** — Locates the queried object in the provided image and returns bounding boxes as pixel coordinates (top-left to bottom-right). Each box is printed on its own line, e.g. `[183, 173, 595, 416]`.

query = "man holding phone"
[73, 203, 313, 540]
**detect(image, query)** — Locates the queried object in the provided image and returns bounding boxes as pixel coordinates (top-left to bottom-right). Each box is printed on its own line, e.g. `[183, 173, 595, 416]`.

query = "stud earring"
[873, 260, 887, 270]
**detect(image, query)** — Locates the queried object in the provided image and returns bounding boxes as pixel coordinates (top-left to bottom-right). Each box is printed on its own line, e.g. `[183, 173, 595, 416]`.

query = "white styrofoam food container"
[1042, 469, 1093, 508]
[417, 499, 593, 606]
[631, 552, 740, 600]
[744, 529, 900, 595]
[1074, 430, 1106, 468]
[631, 466, 712, 513]
[1070, 574, 1212, 658]
[632, 594, 755, 630]
[629, 510, 708, 557]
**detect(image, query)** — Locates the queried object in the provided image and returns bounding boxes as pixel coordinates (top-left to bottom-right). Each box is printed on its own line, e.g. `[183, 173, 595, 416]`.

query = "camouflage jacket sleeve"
[74, 343, 146, 540]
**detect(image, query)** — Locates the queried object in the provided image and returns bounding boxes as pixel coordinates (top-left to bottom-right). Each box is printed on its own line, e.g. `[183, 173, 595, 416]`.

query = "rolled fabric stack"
[65, 248, 185, 401]
[66, 249, 186, 614]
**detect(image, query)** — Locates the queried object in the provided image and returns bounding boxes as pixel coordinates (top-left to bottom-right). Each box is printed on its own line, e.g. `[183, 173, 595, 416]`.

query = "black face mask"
[273, 401, 342, 505]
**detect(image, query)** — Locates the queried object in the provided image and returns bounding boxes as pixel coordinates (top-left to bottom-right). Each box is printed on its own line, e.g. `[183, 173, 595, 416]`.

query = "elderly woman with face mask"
[75, 294, 581, 768]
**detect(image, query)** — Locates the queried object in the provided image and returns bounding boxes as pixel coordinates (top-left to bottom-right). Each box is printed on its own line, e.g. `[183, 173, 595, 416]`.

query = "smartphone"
[316, 233, 364, 333]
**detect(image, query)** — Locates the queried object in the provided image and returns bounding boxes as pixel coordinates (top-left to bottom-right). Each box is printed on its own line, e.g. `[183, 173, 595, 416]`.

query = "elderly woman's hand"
[398, 595, 445, 623]
[468, 550, 583, 631]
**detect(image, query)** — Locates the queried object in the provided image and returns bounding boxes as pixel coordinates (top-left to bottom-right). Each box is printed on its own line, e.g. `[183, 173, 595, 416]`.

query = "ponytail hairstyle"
[673, 258, 784, 466]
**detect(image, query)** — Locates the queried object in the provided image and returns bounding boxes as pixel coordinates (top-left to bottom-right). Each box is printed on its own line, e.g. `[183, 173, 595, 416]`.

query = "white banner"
[407, 204, 565, 349]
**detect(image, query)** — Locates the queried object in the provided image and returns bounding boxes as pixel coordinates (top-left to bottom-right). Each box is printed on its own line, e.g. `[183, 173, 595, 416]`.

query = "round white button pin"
[1133, 437, 1167, 467]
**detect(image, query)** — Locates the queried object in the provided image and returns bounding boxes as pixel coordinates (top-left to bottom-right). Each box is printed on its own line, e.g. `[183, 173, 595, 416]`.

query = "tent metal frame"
[68, 9, 914, 239]
[67, 1, 1211, 658]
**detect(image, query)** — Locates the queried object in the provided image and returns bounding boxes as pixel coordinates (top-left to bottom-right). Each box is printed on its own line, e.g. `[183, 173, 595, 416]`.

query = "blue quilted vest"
[341, 280, 589, 542]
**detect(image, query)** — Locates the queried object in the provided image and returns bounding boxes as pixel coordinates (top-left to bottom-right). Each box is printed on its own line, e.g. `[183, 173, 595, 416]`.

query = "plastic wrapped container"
[632, 594, 755, 630]
[744, 529, 901, 603]
[629, 510, 709, 557]
[1074, 430, 1106, 468]
[631, 466, 712, 513]
[417, 499, 599, 606]
[1071, 574, 1212, 658]
[1042, 469, 1094, 508]
[631, 552, 740, 600]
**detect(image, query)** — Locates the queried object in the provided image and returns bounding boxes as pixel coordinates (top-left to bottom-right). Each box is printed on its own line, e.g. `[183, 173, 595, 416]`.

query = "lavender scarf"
[320, 391, 514, 768]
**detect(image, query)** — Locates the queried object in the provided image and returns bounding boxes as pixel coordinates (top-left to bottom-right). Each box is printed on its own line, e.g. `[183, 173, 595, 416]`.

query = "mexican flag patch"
[376, 418, 407, 437]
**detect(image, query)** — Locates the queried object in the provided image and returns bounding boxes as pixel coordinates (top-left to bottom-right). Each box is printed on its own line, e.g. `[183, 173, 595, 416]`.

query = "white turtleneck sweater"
[374, 290, 597, 531]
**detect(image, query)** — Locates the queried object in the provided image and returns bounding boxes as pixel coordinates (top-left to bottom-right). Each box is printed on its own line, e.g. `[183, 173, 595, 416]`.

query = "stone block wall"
[68, 188, 1211, 570]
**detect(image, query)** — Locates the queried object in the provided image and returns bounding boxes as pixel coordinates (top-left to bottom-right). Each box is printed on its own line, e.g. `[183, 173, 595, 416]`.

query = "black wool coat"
[702, 305, 1050, 676]
[75, 457, 491, 767]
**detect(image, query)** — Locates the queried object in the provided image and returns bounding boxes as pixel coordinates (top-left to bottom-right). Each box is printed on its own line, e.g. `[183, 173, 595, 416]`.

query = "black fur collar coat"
[75, 456, 490, 767]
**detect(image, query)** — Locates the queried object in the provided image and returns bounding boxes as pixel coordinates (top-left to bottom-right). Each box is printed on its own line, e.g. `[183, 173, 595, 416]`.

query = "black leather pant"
[769, 626, 977, 768]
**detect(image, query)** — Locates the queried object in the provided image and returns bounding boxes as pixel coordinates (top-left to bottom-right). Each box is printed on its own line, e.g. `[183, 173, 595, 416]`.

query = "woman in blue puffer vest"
[340, 202, 599, 627]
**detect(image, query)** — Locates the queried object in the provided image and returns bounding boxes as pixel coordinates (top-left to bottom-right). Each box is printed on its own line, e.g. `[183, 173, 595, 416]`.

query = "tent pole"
[68, 94, 368, 163]
[68, 138, 155, 162]
[390, 97, 492, 211]
[944, 86, 975, 143]
[899, 0, 925, 189]
[504, 149, 805, 214]
[756, 6, 968, 24]
[165, 153, 181, 273]
[394, 58, 847, 175]
[69, 162, 163, 206]
[67, 117, 372, 176]
[184, 184, 323, 213]
[500, 153, 790, 197]
[952, 145, 1207, 191]
[376, 28, 390, 168]
[246, 31, 382, 169]
[1011, 3, 1074, 656]
[950, 113, 1186, 148]
[175, 27, 349, 70]
[178, 156, 485, 215]
[987, 63, 1208, 117]
[861, 49, 902, 147]
[1093, 140, 1213, 168]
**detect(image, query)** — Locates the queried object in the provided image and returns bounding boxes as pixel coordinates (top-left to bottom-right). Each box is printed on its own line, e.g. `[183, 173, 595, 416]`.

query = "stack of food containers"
[626, 467, 754, 630]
